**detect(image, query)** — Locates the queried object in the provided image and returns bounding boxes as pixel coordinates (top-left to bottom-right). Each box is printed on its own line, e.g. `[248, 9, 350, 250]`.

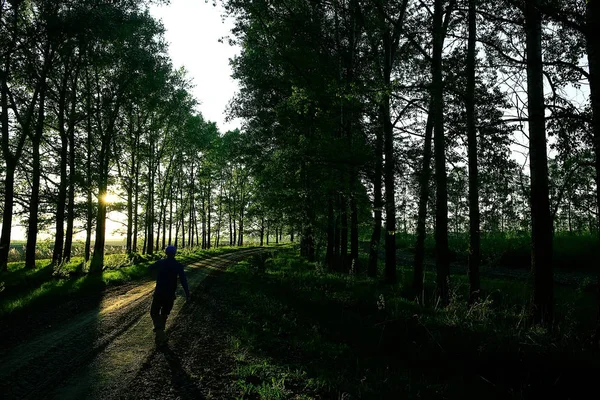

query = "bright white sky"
[149, 0, 241, 132]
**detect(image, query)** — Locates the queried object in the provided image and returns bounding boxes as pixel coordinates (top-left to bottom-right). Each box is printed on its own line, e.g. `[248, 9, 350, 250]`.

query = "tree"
[525, 0, 554, 323]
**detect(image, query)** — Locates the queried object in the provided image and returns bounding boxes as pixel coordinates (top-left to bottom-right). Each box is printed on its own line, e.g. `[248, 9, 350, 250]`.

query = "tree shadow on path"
[157, 345, 206, 400]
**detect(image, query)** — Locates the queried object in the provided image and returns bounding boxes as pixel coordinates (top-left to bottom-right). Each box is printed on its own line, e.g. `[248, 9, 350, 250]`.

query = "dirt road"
[0, 248, 263, 400]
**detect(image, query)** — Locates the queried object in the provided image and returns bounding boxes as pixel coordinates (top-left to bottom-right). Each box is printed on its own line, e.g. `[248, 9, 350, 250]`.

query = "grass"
[395, 231, 600, 271]
[0, 246, 250, 318]
[216, 247, 599, 399]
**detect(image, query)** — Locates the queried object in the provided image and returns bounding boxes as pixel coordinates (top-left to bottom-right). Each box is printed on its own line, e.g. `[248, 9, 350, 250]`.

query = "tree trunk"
[260, 217, 265, 246]
[382, 31, 397, 284]
[432, 0, 450, 303]
[90, 139, 110, 273]
[207, 185, 211, 249]
[466, 0, 480, 303]
[340, 194, 348, 271]
[584, 0, 600, 337]
[133, 154, 140, 252]
[53, 78, 68, 265]
[147, 145, 155, 255]
[0, 70, 14, 271]
[326, 196, 335, 270]
[202, 191, 207, 249]
[526, 0, 554, 324]
[25, 87, 47, 269]
[168, 180, 173, 246]
[84, 112, 93, 262]
[413, 104, 434, 300]
[350, 181, 359, 272]
[368, 117, 384, 278]
[63, 64, 79, 262]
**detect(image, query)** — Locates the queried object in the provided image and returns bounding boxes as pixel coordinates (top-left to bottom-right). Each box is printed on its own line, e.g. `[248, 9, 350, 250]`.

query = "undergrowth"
[219, 247, 599, 399]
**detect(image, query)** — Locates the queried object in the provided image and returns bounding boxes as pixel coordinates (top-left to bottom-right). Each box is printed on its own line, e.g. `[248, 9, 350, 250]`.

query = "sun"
[102, 193, 120, 204]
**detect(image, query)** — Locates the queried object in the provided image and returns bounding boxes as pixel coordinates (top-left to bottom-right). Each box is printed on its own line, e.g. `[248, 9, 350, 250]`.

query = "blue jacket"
[148, 256, 190, 298]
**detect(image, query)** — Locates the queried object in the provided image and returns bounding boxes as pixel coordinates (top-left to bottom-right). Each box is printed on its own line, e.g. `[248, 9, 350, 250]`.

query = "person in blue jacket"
[148, 245, 190, 345]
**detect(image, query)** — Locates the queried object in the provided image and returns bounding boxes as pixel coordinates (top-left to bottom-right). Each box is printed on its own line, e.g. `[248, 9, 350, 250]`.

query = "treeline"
[223, 0, 599, 324]
[0, 0, 268, 273]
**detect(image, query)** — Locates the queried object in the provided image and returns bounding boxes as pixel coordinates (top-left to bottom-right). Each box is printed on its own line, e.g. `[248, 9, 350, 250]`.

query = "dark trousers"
[150, 293, 175, 331]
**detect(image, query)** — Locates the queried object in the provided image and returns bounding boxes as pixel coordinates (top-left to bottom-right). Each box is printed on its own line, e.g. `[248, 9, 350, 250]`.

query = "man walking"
[148, 245, 190, 345]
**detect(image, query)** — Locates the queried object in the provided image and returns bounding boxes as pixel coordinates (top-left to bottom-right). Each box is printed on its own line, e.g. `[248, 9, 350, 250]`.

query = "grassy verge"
[216, 247, 599, 399]
[0, 246, 249, 318]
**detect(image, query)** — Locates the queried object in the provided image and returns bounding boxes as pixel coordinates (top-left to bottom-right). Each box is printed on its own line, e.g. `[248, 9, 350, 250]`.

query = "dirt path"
[0, 248, 263, 400]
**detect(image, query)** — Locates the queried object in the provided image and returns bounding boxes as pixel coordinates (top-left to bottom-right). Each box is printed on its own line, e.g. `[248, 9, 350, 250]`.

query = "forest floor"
[0, 248, 263, 400]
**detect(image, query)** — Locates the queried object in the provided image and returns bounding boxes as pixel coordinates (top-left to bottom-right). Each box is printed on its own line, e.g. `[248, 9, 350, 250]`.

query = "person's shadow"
[158, 345, 206, 400]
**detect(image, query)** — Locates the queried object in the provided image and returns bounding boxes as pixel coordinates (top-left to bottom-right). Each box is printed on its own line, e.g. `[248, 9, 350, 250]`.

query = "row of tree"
[1, 0, 284, 273]
[223, 0, 599, 324]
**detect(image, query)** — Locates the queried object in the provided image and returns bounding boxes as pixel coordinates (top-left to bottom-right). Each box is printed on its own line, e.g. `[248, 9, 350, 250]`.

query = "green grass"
[0, 246, 249, 318]
[396, 231, 600, 271]
[217, 247, 599, 399]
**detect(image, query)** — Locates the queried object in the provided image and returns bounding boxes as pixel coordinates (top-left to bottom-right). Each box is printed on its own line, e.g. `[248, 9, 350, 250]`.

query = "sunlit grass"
[0, 246, 251, 318]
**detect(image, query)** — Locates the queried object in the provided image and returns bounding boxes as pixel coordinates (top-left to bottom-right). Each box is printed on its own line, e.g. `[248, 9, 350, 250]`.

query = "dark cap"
[165, 245, 177, 256]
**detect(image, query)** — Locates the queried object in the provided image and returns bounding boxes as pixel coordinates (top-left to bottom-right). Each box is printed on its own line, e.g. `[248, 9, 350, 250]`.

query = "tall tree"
[525, 0, 554, 323]
[466, 0, 480, 303]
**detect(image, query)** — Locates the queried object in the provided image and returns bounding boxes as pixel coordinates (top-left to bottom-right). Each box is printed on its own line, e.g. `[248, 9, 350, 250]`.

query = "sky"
[149, 0, 242, 132]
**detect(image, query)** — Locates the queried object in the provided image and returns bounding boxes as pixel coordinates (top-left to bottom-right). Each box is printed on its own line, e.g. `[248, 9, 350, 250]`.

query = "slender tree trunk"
[432, 0, 450, 303]
[238, 216, 244, 246]
[466, 0, 480, 303]
[382, 31, 397, 284]
[260, 217, 265, 246]
[350, 181, 359, 272]
[180, 181, 185, 249]
[202, 192, 207, 249]
[133, 153, 140, 252]
[0, 72, 15, 271]
[326, 196, 335, 270]
[368, 117, 384, 277]
[413, 105, 434, 301]
[126, 120, 136, 253]
[0, 163, 15, 271]
[207, 185, 211, 249]
[147, 145, 155, 255]
[62, 64, 79, 262]
[526, 0, 554, 324]
[90, 139, 110, 273]
[168, 180, 173, 246]
[25, 86, 47, 268]
[84, 110, 93, 262]
[53, 78, 68, 265]
[340, 194, 348, 271]
[229, 209, 233, 246]
[584, 0, 600, 336]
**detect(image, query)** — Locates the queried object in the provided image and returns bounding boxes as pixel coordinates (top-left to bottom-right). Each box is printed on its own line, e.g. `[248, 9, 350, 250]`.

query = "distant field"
[7, 240, 127, 262]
